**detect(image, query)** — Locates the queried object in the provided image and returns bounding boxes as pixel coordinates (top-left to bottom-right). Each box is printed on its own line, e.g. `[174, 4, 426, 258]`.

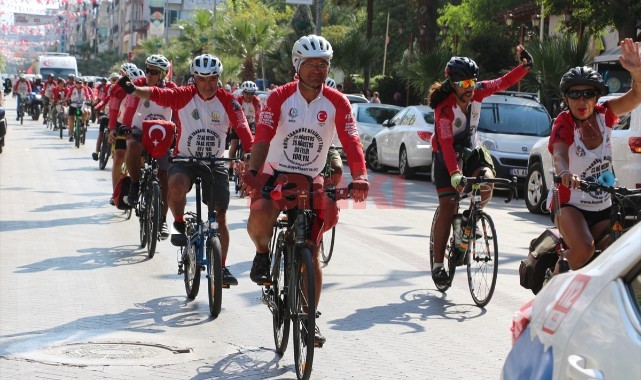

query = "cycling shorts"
[322, 146, 343, 176]
[433, 146, 495, 198]
[68, 106, 81, 116]
[228, 127, 239, 140]
[552, 204, 611, 228]
[169, 163, 230, 210]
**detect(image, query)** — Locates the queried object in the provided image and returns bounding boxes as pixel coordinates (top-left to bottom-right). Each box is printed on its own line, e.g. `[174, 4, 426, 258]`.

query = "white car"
[366, 105, 435, 178]
[503, 222, 641, 380]
[525, 98, 641, 214]
[332, 103, 401, 156]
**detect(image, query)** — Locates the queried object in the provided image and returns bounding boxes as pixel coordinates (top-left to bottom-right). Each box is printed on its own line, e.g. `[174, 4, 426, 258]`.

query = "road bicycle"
[135, 151, 163, 259]
[55, 102, 67, 139]
[261, 173, 351, 380]
[72, 104, 86, 148]
[44, 101, 54, 130]
[171, 155, 238, 318]
[17, 93, 26, 125]
[429, 174, 517, 307]
[97, 114, 112, 170]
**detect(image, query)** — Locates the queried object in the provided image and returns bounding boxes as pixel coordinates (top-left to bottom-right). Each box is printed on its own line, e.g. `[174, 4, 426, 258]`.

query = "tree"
[542, 0, 641, 41]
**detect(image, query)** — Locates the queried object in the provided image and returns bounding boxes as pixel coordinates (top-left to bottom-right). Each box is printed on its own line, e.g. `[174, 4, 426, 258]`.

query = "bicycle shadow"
[191, 348, 296, 380]
[0, 296, 214, 357]
[14, 244, 147, 273]
[328, 288, 485, 334]
[0, 212, 131, 232]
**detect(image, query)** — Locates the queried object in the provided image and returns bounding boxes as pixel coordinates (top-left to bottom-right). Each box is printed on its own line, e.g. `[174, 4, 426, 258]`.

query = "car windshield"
[357, 107, 400, 124]
[421, 110, 434, 124]
[479, 103, 550, 136]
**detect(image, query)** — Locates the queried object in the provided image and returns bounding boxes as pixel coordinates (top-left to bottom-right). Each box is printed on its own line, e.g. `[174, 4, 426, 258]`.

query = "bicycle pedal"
[222, 284, 230, 289]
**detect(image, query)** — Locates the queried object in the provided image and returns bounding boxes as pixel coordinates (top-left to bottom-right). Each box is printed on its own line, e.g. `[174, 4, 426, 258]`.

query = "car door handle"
[567, 354, 604, 380]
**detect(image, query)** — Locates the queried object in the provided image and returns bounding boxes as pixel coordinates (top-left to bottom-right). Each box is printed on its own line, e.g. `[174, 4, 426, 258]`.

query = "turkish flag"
[142, 120, 175, 158]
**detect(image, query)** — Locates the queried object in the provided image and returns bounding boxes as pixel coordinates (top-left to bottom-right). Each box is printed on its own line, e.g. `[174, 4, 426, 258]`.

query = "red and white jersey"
[236, 94, 261, 124]
[43, 80, 56, 98]
[255, 82, 366, 177]
[65, 85, 92, 107]
[548, 104, 617, 212]
[13, 79, 31, 96]
[122, 78, 176, 130]
[433, 65, 529, 176]
[149, 86, 253, 158]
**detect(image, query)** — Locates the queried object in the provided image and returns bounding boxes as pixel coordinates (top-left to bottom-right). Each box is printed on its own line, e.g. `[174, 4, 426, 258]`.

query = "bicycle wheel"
[138, 191, 148, 249]
[207, 236, 223, 317]
[272, 231, 290, 354]
[146, 181, 161, 258]
[320, 226, 336, 264]
[59, 115, 64, 139]
[74, 120, 81, 148]
[80, 124, 86, 145]
[98, 132, 112, 170]
[466, 212, 499, 307]
[429, 206, 456, 292]
[183, 235, 201, 299]
[292, 246, 316, 380]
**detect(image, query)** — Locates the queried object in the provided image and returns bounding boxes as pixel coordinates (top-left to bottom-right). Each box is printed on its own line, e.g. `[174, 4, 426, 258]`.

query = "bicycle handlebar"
[459, 175, 518, 204]
[263, 174, 351, 202]
[553, 175, 641, 196]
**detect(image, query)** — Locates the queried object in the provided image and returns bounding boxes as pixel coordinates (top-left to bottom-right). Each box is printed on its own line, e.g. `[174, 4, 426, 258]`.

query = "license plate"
[511, 168, 528, 177]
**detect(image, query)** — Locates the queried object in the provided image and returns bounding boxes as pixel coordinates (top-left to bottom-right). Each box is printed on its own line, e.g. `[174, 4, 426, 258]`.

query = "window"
[400, 109, 415, 126]
[167, 10, 179, 26]
[357, 106, 401, 125]
[479, 102, 551, 137]
[421, 110, 435, 125]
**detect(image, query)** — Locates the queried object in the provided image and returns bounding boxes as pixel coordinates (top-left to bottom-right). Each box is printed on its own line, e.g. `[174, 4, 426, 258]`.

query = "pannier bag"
[112, 175, 133, 210]
[519, 227, 561, 294]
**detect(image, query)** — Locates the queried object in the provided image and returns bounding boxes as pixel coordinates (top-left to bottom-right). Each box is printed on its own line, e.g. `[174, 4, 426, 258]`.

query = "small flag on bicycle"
[142, 120, 175, 158]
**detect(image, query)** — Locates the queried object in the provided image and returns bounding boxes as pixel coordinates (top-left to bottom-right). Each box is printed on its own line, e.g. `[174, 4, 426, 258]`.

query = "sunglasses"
[301, 62, 329, 71]
[145, 68, 161, 76]
[453, 79, 476, 89]
[565, 89, 598, 100]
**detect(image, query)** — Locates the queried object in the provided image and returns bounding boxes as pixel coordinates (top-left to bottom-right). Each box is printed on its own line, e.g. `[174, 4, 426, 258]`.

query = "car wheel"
[366, 142, 386, 173]
[399, 146, 415, 178]
[525, 161, 548, 214]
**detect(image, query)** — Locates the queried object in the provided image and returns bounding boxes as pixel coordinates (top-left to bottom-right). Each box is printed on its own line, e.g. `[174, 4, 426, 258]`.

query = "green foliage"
[396, 46, 451, 97]
[77, 49, 124, 77]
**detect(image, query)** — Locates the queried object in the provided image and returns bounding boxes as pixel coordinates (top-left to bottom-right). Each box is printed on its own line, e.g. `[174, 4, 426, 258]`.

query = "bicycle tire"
[74, 119, 81, 148]
[146, 181, 161, 259]
[466, 212, 498, 307]
[320, 226, 336, 264]
[429, 207, 456, 292]
[98, 131, 112, 170]
[183, 235, 201, 299]
[80, 124, 86, 145]
[59, 115, 64, 139]
[125, 208, 132, 220]
[139, 190, 148, 249]
[292, 246, 316, 380]
[272, 231, 290, 354]
[207, 236, 223, 317]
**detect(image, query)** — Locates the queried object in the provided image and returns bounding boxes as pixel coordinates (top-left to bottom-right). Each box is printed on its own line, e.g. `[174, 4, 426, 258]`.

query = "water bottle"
[452, 214, 463, 247]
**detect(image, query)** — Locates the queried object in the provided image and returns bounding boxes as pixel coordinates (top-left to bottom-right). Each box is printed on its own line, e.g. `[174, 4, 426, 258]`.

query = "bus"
[37, 53, 78, 79]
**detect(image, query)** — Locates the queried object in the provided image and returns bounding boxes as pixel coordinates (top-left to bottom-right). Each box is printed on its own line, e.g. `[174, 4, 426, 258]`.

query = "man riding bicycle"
[13, 74, 32, 121]
[240, 34, 369, 345]
[119, 54, 254, 287]
[427, 46, 533, 287]
[42, 74, 56, 125]
[65, 78, 92, 142]
[121, 55, 176, 240]
[229, 80, 262, 174]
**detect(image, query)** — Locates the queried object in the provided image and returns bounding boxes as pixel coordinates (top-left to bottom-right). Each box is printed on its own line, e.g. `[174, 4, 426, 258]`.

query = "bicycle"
[261, 173, 351, 380]
[17, 93, 26, 125]
[71, 104, 86, 148]
[170, 155, 238, 318]
[135, 151, 162, 259]
[429, 175, 517, 307]
[97, 115, 112, 170]
[55, 102, 67, 139]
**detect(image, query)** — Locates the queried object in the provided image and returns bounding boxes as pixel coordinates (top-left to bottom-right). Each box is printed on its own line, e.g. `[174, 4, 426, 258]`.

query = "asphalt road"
[0, 95, 552, 379]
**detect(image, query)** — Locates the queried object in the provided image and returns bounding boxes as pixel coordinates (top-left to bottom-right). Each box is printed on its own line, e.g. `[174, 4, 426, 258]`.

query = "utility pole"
[315, 0, 322, 35]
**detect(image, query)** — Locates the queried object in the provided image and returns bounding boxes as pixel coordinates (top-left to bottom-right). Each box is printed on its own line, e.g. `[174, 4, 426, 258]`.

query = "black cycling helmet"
[445, 56, 479, 81]
[559, 66, 608, 96]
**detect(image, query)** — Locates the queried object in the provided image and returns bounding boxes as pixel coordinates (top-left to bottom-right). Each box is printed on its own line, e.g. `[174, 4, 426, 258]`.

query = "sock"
[433, 263, 444, 271]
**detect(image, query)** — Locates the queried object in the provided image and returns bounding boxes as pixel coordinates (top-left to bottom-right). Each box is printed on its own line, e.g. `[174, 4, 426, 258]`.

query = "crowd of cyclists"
[8, 34, 641, 348]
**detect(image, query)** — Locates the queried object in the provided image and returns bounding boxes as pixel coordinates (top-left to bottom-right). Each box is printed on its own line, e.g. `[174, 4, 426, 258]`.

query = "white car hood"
[478, 132, 542, 154]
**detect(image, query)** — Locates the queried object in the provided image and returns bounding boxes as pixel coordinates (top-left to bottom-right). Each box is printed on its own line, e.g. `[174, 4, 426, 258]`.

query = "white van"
[38, 53, 78, 79]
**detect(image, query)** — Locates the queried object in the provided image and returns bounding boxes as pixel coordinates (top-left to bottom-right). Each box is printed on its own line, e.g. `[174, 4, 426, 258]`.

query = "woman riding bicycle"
[428, 46, 533, 287]
[549, 38, 641, 272]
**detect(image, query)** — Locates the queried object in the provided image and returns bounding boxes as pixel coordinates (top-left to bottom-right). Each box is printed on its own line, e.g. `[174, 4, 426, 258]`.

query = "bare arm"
[552, 142, 579, 189]
[607, 38, 641, 116]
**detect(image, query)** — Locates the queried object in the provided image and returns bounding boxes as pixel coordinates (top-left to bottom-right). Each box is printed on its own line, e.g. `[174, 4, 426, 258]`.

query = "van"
[38, 53, 78, 79]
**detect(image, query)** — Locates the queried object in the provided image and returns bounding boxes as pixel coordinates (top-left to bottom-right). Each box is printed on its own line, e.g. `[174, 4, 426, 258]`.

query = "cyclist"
[92, 77, 112, 161]
[323, 76, 344, 186]
[427, 46, 533, 287]
[549, 38, 641, 271]
[42, 74, 56, 125]
[65, 74, 76, 88]
[240, 34, 369, 345]
[50, 78, 67, 130]
[121, 54, 176, 240]
[229, 80, 261, 174]
[12, 74, 31, 121]
[65, 78, 92, 142]
[118, 54, 254, 287]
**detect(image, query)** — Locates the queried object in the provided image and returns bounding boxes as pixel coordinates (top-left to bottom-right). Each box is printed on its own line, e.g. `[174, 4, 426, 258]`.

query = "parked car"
[524, 97, 641, 214]
[366, 105, 435, 178]
[344, 94, 369, 104]
[332, 103, 401, 157]
[502, 222, 641, 380]
[477, 92, 551, 188]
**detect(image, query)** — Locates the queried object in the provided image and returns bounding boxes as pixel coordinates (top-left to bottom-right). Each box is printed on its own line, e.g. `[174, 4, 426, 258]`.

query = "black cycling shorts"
[433, 146, 495, 198]
[169, 163, 230, 210]
[552, 205, 611, 228]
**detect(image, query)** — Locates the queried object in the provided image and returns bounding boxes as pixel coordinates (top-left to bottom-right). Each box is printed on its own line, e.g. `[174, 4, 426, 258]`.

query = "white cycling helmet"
[123, 65, 145, 81]
[190, 54, 223, 77]
[120, 63, 137, 73]
[35, 74, 42, 80]
[145, 54, 170, 72]
[325, 77, 336, 89]
[108, 72, 120, 81]
[241, 81, 258, 93]
[292, 34, 333, 72]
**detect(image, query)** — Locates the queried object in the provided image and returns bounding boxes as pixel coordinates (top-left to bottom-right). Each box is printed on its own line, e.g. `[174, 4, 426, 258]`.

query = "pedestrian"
[371, 91, 381, 103]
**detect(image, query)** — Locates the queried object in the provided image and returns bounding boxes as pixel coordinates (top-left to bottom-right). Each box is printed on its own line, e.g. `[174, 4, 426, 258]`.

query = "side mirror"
[383, 119, 391, 127]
